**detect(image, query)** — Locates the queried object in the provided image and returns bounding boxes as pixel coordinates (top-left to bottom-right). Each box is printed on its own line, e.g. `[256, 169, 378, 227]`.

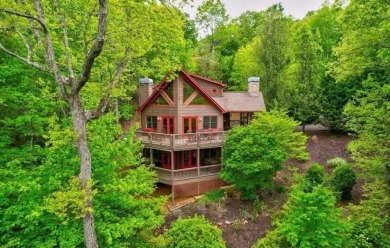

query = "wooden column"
[150, 148, 153, 165]
[171, 150, 175, 203]
[197, 148, 200, 196]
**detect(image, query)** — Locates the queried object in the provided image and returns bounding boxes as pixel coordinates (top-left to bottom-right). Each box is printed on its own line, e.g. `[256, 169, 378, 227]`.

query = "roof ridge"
[188, 73, 227, 87]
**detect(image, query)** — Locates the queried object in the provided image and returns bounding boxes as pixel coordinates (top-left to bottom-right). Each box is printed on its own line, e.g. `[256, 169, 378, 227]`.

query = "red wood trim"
[137, 74, 171, 113]
[188, 73, 227, 87]
[138, 69, 226, 114]
[182, 116, 198, 133]
[180, 150, 197, 169]
[161, 116, 175, 134]
[181, 69, 227, 113]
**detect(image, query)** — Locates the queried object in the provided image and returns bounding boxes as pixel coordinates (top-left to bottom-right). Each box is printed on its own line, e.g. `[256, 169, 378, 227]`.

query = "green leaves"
[278, 185, 349, 247]
[221, 111, 308, 200]
[164, 215, 226, 248]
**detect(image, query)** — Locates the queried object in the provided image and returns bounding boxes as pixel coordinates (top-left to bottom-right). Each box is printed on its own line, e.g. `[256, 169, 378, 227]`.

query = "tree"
[230, 37, 263, 90]
[278, 184, 349, 247]
[164, 215, 226, 248]
[221, 111, 308, 200]
[0, 1, 187, 247]
[195, 0, 228, 56]
[257, 4, 292, 108]
[288, 24, 324, 130]
[0, 114, 166, 247]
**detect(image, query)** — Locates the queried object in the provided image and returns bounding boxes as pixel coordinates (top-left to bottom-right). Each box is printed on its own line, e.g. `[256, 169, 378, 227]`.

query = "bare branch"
[14, 27, 32, 60]
[0, 42, 49, 72]
[27, 15, 43, 45]
[83, 2, 98, 56]
[73, 0, 108, 94]
[0, 8, 48, 33]
[85, 48, 130, 121]
[54, 0, 75, 79]
[159, 0, 173, 15]
[33, 0, 68, 100]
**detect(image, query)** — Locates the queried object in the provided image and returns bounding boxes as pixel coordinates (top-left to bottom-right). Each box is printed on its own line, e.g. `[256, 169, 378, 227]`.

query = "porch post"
[197, 148, 200, 196]
[150, 148, 153, 165]
[171, 151, 175, 203]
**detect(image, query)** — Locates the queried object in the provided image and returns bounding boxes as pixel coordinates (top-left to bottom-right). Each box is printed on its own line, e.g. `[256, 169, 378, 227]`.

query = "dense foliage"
[1, 0, 389, 246]
[221, 111, 307, 200]
[164, 215, 226, 248]
[303, 163, 326, 193]
[330, 164, 357, 200]
[255, 184, 349, 248]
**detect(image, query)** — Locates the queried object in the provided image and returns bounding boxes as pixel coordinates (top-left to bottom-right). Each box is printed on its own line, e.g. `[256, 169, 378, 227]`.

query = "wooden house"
[135, 69, 265, 199]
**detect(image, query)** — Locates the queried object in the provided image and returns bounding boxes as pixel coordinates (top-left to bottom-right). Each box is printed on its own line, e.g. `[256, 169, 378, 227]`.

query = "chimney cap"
[248, 77, 260, 83]
[139, 77, 153, 84]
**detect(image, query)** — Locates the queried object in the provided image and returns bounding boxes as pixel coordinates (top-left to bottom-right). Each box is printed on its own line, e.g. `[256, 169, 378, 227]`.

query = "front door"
[183, 117, 197, 133]
[162, 117, 174, 134]
[181, 150, 197, 169]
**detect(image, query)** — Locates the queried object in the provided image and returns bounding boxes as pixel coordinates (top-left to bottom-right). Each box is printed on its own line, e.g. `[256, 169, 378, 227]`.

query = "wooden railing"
[135, 130, 228, 149]
[153, 164, 222, 183]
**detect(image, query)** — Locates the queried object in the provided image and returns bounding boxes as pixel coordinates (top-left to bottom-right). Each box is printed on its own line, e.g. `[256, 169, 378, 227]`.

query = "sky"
[183, 0, 329, 20]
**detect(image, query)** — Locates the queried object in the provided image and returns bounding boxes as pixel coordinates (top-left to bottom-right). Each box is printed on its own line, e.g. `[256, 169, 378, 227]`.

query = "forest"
[0, 0, 389, 247]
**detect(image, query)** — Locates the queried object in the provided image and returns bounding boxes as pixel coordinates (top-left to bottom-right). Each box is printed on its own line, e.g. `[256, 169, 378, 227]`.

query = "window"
[146, 116, 158, 129]
[183, 82, 194, 102]
[203, 116, 217, 129]
[203, 148, 219, 158]
[190, 94, 208, 104]
[165, 83, 174, 101]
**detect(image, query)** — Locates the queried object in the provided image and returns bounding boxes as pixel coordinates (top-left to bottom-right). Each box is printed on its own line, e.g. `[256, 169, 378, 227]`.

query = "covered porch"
[143, 148, 222, 185]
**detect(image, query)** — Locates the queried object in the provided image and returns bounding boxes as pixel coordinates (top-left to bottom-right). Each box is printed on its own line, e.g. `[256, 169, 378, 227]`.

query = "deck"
[152, 164, 222, 185]
[135, 130, 228, 150]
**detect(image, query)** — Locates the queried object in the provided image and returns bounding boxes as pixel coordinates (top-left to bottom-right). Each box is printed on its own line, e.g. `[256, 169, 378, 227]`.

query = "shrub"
[253, 229, 290, 248]
[304, 163, 326, 192]
[164, 215, 226, 248]
[330, 164, 357, 200]
[327, 157, 347, 168]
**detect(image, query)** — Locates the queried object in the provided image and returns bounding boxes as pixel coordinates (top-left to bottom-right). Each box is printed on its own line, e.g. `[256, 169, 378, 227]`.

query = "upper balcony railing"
[135, 129, 228, 149]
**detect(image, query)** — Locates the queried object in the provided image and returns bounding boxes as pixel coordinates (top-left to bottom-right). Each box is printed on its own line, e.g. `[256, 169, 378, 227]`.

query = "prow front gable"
[137, 69, 226, 114]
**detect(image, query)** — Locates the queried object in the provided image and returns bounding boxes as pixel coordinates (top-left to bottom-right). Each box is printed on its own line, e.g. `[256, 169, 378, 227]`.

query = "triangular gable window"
[183, 82, 194, 102]
[190, 94, 208, 105]
[183, 80, 208, 105]
[165, 83, 174, 101]
[154, 95, 168, 105]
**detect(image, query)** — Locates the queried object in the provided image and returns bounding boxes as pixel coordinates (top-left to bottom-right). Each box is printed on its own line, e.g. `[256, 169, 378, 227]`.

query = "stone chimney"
[139, 77, 153, 106]
[248, 77, 260, 97]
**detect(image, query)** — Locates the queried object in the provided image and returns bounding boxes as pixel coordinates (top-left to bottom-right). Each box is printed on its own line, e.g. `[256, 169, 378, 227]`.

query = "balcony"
[135, 129, 228, 150]
[152, 164, 222, 185]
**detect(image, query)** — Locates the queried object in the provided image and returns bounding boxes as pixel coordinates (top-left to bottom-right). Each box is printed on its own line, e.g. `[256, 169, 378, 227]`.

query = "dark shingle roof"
[211, 92, 266, 112]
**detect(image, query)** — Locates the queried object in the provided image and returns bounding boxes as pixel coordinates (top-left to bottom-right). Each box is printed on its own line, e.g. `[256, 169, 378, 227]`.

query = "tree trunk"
[70, 95, 98, 248]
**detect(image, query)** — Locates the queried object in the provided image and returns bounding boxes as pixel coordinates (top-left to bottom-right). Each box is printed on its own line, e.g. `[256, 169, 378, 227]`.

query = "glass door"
[162, 117, 174, 134]
[181, 150, 197, 169]
[183, 117, 197, 133]
[160, 151, 171, 169]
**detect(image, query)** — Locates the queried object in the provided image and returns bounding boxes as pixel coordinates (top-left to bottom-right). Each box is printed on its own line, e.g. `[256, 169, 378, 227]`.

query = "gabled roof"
[137, 69, 227, 113]
[188, 73, 227, 88]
